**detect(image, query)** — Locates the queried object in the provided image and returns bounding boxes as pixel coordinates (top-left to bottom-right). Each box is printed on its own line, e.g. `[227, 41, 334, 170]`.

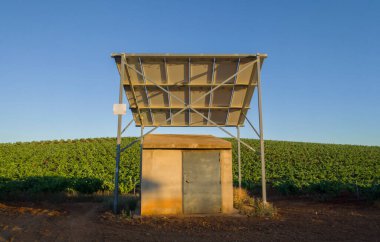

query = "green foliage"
[0, 137, 140, 194]
[229, 139, 380, 199]
[0, 137, 379, 199]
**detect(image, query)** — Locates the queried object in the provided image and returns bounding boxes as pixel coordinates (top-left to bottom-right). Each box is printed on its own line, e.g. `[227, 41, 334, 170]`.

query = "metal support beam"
[237, 126, 241, 191]
[121, 119, 134, 135]
[242, 112, 260, 138]
[121, 109, 257, 154]
[113, 55, 270, 218]
[163, 58, 173, 125]
[120, 106, 195, 153]
[139, 125, 144, 210]
[188, 58, 191, 125]
[189, 107, 256, 152]
[121, 57, 267, 203]
[113, 55, 125, 214]
[207, 58, 216, 125]
[120, 55, 143, 125]
[139, 57, 154, 124]
[237, 57, 259, 125]
[124, 60, 258, 152]
[123, 56, 144, 125]
[125, 59, 257, 116]
[256, 56, 267, 203]
[226, 58, 240, 124]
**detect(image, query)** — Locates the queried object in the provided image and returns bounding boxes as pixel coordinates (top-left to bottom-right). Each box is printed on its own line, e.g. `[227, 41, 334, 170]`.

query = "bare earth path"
[0, 199, 379, 241]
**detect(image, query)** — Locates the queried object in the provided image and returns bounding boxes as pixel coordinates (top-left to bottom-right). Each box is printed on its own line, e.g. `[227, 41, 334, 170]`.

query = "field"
[0, 137, 379, 200]
[0, 137, 380, 241]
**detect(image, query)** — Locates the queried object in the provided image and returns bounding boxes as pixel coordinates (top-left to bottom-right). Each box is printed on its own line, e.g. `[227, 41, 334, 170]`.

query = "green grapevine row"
[0, 137, 379, 199]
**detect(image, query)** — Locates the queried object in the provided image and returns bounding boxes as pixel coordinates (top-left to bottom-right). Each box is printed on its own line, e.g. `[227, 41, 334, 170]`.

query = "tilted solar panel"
[112, 53, 267, 127]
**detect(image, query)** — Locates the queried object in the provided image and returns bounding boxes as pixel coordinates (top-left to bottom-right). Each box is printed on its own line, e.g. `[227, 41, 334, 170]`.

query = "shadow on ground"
[238, 179, 380, 201]
[0, 176, 103, 201]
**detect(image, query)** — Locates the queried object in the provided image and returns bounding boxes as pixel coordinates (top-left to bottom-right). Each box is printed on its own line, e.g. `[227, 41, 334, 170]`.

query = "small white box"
[113, 104, 127, 115]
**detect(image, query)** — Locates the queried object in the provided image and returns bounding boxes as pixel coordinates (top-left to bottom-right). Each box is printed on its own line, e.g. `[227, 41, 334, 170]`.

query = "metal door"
[183, 151, 221, 214]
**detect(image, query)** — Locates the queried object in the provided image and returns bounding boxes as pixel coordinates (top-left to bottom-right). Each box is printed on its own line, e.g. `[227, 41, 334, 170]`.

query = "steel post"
[139, 125, 144, 212]
[256, 56, 267, 203]
[113, 54, 125, 214]
[113, 144, 121, 213]
[113, 53, 268, 212]
[237, 126, 242, 195]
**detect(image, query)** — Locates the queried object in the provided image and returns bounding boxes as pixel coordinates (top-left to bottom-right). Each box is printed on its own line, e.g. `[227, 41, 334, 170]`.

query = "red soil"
[0, 198, 379, 241]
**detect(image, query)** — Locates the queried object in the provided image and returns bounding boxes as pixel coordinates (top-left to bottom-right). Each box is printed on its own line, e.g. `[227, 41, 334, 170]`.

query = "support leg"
[113, 143, 121, 213]
[236, 126, 241, 197]
[237, 126, 242, 194]
[113, 55, 125, 214]
[139, 126, 144, 213]
[257, 56, 267, 203]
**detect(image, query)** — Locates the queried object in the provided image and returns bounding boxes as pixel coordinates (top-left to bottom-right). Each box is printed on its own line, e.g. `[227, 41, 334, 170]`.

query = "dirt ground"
[0, 198, 379, 242]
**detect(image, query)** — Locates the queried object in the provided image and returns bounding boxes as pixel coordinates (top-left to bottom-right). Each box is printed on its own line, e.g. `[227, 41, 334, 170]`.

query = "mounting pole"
[113, 54, 125, 214]
[139, 125, 144, 212]
[237, 126, 241, 192]
[257, 55, 267, 203]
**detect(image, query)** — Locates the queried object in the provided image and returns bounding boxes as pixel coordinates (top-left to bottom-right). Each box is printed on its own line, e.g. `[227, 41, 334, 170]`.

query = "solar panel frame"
[112, 53, 267, 127]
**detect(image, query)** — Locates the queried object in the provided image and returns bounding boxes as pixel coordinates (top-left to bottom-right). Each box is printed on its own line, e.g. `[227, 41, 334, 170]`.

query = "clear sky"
[0, 0, 379, 145]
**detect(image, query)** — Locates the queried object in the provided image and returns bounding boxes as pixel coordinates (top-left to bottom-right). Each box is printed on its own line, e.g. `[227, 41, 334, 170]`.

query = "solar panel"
[111, 53, 267, 127]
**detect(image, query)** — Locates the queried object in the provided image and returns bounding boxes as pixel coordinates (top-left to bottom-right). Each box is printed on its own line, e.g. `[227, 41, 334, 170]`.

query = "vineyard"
[0, 137, 379, 200]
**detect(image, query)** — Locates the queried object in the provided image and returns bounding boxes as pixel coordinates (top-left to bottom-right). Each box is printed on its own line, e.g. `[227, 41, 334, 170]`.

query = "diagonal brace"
[124, 61, 258, 152]
[125, 59, 257, 110]
[241, 112, 260, 138]
[121, 119, 134, 135]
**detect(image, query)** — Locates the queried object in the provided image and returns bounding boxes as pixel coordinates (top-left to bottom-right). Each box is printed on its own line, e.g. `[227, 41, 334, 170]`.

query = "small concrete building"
[141, 134, 233, 215]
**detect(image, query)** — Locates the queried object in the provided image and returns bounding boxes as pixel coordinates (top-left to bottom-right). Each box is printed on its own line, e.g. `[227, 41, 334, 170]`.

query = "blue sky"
[0, 0, 379, 145]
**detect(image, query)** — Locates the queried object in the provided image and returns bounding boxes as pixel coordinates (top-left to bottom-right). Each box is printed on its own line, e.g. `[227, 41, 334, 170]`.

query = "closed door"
[182, 151, 221, 214]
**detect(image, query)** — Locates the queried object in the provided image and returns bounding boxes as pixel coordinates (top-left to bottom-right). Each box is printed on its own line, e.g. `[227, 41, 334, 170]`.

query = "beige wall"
[141, 149, 233, 215]
[141, 149, 183, 215]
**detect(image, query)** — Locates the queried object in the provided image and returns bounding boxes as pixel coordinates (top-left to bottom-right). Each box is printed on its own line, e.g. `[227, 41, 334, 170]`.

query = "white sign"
[113, 104, 127, 115]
